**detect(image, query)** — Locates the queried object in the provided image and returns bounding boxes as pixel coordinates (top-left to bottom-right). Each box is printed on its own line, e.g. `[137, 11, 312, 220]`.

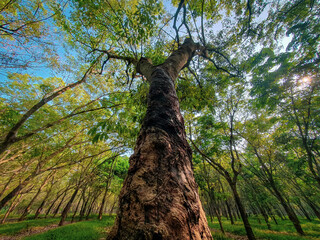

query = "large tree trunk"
[107, 39, 212, 240]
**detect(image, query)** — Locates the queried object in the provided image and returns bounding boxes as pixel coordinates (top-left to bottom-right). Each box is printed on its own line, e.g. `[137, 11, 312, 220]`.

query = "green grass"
[24, 216, 115, 240]
[211, 231, 233, 240]
[208, 216, 320, 240]
[0, 217, 60, 236]
[1, 214, 319, 240]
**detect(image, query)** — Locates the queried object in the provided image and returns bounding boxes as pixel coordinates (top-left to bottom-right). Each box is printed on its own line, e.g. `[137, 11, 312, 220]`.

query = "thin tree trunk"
[307, 201, 320, 220]
[236, 205, 241, 220]
[1, 194, 23, 224]
[225, 200, 234, 225]
[297, 190, 320, 220]
[296, 201, 312, 221]
[59, 188, 79, 226]
[249, 141, 305, 235]
[292, 103, 320, 188]
[34, 197, 47, 219]
[252, 207, 261, 224]
[269, 184, 305, 235]
[108, 199, 116, 215]
[0, 173, 35, 211]
[79, 194, 90, 221]
[86, 195, 98, 220]
[19, 174, 50, 221]
[45, 191, 65, 219]
[220, 201, 227, 218]
[233, 206, 237, 221]
[274, 207, 285, 220]
[45, 201, 55, 218]
[71, 195, 82, 223]
[98, 184, 109, 220]
[258, 205, 271, 230]
[0, 172, 18, 199]
[0, 142, 75, 212]
[230, 184, 256, 240]
[207, 198, 215, 223]
[267, 205, 278, 225]
[213, 204, 224, 234]
[107, 39, 212, 240]
[291, 179, 320, 220]
[34, 186, 54, 219]
[44, 188, 70, 218]
[53, 191, 68, 217]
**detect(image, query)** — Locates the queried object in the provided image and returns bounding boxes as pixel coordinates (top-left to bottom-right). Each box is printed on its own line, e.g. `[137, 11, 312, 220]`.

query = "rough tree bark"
[107, 39, 212, 240]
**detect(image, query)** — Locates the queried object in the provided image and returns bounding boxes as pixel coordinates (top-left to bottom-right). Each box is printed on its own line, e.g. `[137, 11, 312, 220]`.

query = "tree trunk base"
[107, 128, 212, 240]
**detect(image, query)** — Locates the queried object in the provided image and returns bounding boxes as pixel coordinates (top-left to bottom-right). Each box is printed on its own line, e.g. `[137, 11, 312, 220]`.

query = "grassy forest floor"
[0, 215, 319, 240]
[209, 217, 320, 240]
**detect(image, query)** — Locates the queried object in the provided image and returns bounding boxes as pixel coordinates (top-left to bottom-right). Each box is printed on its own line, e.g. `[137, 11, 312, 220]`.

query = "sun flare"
[302, 77, 311, 83]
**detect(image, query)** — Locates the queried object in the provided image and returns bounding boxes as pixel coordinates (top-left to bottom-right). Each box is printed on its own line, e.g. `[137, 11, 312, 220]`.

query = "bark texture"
[107, 40, 212, 240]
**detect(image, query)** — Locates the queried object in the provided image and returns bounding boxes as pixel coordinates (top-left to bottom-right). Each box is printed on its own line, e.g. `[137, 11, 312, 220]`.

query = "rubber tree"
[243, 129, 305, 235]
[107, 39, 212, 240]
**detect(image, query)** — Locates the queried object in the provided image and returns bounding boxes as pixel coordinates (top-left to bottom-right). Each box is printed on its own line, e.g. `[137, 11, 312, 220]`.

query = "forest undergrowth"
[0, 215, 319, 240]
